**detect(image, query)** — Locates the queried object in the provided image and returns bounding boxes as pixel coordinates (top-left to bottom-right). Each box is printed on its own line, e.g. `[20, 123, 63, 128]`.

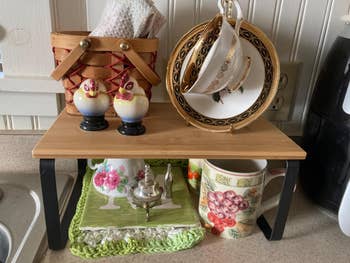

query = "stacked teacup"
[180, 0, 251, 96]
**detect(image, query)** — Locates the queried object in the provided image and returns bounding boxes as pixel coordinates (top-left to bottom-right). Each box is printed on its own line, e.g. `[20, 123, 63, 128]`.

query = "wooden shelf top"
[32, 103, 306, 160]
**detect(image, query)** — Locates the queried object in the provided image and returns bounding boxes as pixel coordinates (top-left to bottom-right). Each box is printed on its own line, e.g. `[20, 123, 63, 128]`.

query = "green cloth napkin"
[80, 167, 198, 228]
[69, 165, 204, 259]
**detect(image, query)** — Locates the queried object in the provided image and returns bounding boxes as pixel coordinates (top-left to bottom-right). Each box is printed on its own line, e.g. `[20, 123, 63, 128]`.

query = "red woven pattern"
[53, 48, 157, 106]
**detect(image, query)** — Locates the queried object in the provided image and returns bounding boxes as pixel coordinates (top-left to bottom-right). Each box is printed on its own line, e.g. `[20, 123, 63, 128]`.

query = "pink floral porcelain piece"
[88, 159, 145, 209]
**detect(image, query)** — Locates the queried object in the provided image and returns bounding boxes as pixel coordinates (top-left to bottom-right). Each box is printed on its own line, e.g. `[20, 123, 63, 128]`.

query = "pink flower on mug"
[239, 200, 249, 210]
[94, 171, 107, 187]
[223, 198, 233, 207]
[206, 190, 250, 233]
[215, 206, 224, 215]
[213, 200, 220, 207]
[207, 211, 236, 236]
[208, 192, 216, 202]
[228, 204, 239, 213]
[224, 190, 236, 200]
[208, 201, 216, 211]
[222, 206, 231, 215]
[226, 211, 236, 220]
[232, 195, 244, 205]
[215, 192, 225, 202]
[217, 212, 225, 219]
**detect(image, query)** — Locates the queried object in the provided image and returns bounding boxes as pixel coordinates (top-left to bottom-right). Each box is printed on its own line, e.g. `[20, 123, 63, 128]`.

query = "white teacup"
[181, 0, 251, 95]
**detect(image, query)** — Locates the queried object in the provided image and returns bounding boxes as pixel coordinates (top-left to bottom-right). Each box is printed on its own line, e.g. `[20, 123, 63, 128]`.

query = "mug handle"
[217, 0, 243, 34]
[87, 159, 101, 170]
[257, 168, 287, 216]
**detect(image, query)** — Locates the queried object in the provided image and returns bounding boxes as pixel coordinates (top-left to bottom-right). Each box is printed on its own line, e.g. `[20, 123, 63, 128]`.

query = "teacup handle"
[87, 159, 101, 170]
[258, 168, 287, 216]
[217, 0, 243, 35]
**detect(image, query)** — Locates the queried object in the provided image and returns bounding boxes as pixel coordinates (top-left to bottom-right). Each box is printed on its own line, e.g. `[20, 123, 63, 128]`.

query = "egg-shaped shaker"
[73, 79, 110, 131]
[113, 77, 149, 136]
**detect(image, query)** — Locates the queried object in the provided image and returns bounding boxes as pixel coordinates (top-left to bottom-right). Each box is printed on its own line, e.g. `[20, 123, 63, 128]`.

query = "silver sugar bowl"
[130, 164, 163, 221]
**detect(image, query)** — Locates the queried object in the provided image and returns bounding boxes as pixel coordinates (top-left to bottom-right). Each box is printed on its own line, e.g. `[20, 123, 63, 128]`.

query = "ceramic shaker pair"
[73, 76, 149, 136]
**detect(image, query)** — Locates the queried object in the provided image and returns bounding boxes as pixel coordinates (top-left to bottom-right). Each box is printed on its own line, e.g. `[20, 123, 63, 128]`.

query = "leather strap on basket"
[51, 37, 161, 86]
[51, 38, 91, 81]
[117, 39, 160, 86]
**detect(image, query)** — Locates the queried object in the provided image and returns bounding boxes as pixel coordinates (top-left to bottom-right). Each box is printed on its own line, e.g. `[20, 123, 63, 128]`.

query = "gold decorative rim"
[180, 14, 222, 93]
[166, 19, 280, 132]
[227, 56, 251, 92]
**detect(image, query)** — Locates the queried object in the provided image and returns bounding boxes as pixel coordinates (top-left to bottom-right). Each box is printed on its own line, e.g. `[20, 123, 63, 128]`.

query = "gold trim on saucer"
[226, 56, 251, 92]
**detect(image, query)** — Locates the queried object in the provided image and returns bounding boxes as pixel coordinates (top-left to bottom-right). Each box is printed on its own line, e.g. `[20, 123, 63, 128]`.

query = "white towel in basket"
[90, 0, 166, 38]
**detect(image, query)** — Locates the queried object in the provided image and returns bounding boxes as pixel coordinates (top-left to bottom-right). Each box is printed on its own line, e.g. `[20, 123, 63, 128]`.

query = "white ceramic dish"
[167, 20, 280, 132]
[181, 38, 263, 119]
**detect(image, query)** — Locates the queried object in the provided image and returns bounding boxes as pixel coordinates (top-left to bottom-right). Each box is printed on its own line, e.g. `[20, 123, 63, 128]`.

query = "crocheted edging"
[69, 166, 205, 259]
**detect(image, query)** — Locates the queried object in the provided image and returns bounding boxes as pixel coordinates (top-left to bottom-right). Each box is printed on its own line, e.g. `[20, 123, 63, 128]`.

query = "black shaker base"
[118, 121, 145, 136]
[80, 116, 109, 131]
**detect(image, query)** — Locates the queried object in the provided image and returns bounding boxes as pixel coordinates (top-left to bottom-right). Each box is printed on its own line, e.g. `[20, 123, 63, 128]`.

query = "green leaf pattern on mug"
[241, 187, 262, 216]
[215, 173, 231, 186]
[190, 162, 202, 173]
[237, 177, 263, 187]
[208, 172, 263, 188]
[229, 229, 241, 239]
[202, 165, 210, 178]
[239, 206, 256, 218]
[202, 172, 216, 192]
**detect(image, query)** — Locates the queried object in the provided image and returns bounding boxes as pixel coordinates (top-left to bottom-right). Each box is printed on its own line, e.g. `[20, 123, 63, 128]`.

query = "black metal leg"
[40, 159, 63, 250]
[257, 160, 299, 240]
[60, 159, 86, 245]
[40, 159, 87, 250]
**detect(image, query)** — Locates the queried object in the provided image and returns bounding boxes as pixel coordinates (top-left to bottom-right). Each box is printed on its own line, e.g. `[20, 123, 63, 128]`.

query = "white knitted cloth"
[90, 0, 166, 38]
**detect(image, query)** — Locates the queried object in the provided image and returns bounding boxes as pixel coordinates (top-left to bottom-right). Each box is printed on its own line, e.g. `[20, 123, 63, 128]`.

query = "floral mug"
[88, 159, 145, 209]
[198, 159, 286, 239]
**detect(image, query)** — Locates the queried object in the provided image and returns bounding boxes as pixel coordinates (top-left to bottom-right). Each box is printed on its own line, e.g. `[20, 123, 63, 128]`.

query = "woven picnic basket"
[51, 32, 161, 116]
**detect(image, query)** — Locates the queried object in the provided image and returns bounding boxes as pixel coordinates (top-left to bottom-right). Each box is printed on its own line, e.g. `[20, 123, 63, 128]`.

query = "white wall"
[0, 0, 86, 130]
[0, 0, 349, 132]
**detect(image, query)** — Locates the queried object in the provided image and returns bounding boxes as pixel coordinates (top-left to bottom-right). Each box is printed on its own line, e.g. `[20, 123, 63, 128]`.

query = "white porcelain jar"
[88, 159, 145, 209]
